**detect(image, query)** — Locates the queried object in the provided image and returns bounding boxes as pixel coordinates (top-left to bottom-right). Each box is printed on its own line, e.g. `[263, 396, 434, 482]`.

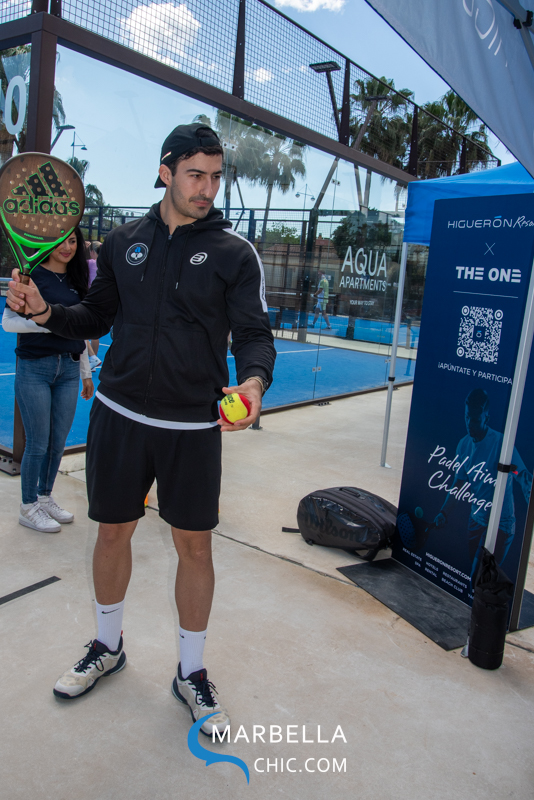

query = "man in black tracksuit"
[7, 124, 276, 736]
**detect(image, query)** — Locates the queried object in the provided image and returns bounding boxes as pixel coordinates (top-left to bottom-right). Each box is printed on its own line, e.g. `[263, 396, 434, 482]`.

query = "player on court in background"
[311, 270, 331, 329]
[7, 123, 276, 736]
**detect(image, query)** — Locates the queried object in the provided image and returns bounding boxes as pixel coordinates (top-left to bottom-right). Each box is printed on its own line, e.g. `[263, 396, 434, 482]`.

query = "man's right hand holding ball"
[7, 268, 52, 323]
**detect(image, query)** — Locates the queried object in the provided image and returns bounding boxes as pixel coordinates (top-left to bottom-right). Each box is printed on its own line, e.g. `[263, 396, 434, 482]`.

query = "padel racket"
[0, 152, 85, 287]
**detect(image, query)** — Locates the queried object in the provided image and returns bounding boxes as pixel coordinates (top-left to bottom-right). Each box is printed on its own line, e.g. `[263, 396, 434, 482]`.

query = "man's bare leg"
[93, 520, 138, 604]
[171, 528, 228, 732]
[172, 528, 214, 630]
[53, 521, 137, 698]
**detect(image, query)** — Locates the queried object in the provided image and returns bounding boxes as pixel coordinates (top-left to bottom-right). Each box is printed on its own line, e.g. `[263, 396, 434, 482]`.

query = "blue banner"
[394, 194, 534, 605]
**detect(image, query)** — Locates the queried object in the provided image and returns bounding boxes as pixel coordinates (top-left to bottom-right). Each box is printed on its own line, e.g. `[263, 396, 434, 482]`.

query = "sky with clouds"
[271, 0, 512, 165]
[50, 0, 512, 211]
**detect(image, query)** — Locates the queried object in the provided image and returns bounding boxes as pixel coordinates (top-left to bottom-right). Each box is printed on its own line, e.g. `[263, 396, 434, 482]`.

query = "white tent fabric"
[365, 0, 534, 178]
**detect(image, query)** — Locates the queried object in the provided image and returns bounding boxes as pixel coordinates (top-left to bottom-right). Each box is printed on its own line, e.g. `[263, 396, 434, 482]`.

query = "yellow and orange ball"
[219, 393, 251, 424]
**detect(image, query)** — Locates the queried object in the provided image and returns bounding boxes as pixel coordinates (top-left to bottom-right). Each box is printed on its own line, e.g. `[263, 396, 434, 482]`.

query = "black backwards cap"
[154, 123, 222, 188]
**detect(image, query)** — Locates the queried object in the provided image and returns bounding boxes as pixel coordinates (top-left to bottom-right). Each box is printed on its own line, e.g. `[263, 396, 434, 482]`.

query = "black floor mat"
[338, 559, 472, 651]
[338, 559, 534, 650]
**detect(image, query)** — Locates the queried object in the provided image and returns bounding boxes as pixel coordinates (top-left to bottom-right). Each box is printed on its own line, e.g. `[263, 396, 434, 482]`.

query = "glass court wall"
[8, 0, 503, 457]
[0, 42, 422, 450]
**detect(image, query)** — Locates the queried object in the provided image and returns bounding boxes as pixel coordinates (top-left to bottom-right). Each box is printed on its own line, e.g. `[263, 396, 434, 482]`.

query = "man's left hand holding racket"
[7, 270, 52, 324]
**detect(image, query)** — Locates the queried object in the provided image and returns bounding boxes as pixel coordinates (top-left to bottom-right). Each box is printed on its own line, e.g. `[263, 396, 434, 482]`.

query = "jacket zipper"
[143, 232, 173, 405]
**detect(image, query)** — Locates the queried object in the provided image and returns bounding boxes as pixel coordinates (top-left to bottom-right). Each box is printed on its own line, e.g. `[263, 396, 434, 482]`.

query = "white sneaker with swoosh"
[172, 663, 230, 736]
[53, 637, 126, 699]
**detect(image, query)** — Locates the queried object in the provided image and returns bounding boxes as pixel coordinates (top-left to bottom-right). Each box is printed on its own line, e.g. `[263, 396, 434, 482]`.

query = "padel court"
[0, 298, 414, 448]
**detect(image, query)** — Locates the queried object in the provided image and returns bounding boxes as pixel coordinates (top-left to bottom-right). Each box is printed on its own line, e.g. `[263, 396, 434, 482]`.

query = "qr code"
[457, 306, 502, 363]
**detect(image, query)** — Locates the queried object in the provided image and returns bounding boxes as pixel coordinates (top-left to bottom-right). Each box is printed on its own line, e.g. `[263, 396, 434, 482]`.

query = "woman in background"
[86, 240, 102, 370]
[2, 227, 93, 533]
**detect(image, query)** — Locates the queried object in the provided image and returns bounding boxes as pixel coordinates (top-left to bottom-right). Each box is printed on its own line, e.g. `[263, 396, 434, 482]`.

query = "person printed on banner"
[6, 122, 276, 738]
[2, 227, 94, 533]
[433, 388, 532, 579]
[311, 270, 331, 329]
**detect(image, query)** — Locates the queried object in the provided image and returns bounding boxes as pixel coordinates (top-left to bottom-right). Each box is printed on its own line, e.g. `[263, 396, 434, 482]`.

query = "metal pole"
[380, 241, 408, 468]
[25, 27, 57, 153]
[484, 255, 534, 554]
[232, 0, 245, 100]
[325, 71, 341, 136]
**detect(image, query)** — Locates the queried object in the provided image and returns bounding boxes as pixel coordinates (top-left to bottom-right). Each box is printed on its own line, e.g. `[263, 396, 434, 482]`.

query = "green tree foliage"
[332, 211, 392, 260]
[417, 90, 494, 178]
[193, 112, 268, 210]
[85, 183, 104, 206]
[263, 223, 300, 245]
[67, 156, 89, 182]
[193, 113, 307, 234]
[257, 134, 306, 241]
[349, 76, 414, 170]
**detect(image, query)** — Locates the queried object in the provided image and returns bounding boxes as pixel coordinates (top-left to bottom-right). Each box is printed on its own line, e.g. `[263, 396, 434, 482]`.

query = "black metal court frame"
[0, 9, 415, 182]
[0, 0, 412, 470]
[0, 0, 498, 469]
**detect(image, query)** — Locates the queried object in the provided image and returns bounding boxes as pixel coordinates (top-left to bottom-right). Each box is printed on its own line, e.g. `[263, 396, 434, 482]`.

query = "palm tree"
[215, 112, 271, 215]
[67, 156, 90, 183]
[417, 90, 494, 178]
[194, 112, 271, 214]
[257, 134, 306, 242]
[85, 183, 104, 206]
[348, 76, 413, 211]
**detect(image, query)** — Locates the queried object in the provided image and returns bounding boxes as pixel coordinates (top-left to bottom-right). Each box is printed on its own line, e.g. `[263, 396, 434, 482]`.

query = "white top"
[2, 305, 92, 379]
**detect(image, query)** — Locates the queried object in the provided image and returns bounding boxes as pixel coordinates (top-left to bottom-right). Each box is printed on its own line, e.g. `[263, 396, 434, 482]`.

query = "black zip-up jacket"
[43, 203, 276, 422]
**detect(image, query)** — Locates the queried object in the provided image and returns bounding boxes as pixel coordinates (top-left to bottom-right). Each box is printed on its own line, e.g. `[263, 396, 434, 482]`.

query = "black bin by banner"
[468, 548, 514, 670]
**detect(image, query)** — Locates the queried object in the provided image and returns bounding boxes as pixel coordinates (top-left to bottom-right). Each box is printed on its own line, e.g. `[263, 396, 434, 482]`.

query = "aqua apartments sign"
[338, 246, 387, 292]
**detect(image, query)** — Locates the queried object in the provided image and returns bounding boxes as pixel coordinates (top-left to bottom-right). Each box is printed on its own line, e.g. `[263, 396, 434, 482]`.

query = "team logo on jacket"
[126, 243, 149, 265]
[190, 252, 207, 264]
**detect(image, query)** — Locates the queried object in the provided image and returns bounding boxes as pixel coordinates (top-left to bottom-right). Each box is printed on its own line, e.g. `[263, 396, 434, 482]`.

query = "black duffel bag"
[296, 486, 397, 562]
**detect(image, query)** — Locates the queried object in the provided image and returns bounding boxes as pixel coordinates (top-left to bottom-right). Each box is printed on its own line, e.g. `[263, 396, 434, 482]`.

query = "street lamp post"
[71, 131, 88, 161]
[295, 184, 315, 222]
[50, 124, 75, 152]
[309, 61, 341, 136]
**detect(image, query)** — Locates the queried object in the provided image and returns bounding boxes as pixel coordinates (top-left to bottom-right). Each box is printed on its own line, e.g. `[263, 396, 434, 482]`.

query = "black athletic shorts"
[86, 398, 221, 530]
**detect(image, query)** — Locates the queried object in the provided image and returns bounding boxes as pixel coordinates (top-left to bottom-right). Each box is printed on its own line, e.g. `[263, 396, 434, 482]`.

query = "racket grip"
[20, 273, 30, 286]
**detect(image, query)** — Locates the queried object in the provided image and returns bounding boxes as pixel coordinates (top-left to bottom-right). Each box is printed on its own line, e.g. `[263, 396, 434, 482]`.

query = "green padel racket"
[0, 152, 85, 289]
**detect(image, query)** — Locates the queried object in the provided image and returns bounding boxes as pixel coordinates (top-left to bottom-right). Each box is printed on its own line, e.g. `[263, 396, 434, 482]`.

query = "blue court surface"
[268, 307, 420, 347]
[0, 297, 414, 448]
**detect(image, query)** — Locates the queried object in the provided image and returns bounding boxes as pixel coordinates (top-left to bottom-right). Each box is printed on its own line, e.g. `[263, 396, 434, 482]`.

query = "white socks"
[95, 599, 125, 652]
[179, 626, 207, 678]
[94, 605, 205, 669]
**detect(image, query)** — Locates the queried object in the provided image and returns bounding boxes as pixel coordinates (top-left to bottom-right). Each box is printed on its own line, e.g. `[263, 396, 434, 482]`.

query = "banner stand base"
[338, 559, 534, 651]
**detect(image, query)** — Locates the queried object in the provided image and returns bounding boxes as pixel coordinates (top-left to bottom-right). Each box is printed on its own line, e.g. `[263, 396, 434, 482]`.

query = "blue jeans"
[15, 355, 80, 504]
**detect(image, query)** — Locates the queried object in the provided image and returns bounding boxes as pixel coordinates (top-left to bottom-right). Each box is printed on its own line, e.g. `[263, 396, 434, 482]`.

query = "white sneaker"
[88, 355, 101, 371]
[37, 495, 74, 524]
[53, 637, 126, 699]
[172, 663, 230, 737]
[19, 501, 61, 533]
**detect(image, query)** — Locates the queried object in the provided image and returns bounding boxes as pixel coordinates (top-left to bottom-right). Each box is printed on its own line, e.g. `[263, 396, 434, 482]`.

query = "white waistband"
[95, 392, 218, 430]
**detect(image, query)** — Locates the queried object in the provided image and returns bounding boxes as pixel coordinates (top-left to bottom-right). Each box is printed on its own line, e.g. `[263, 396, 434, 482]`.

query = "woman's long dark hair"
[65, 227, 90, 300]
